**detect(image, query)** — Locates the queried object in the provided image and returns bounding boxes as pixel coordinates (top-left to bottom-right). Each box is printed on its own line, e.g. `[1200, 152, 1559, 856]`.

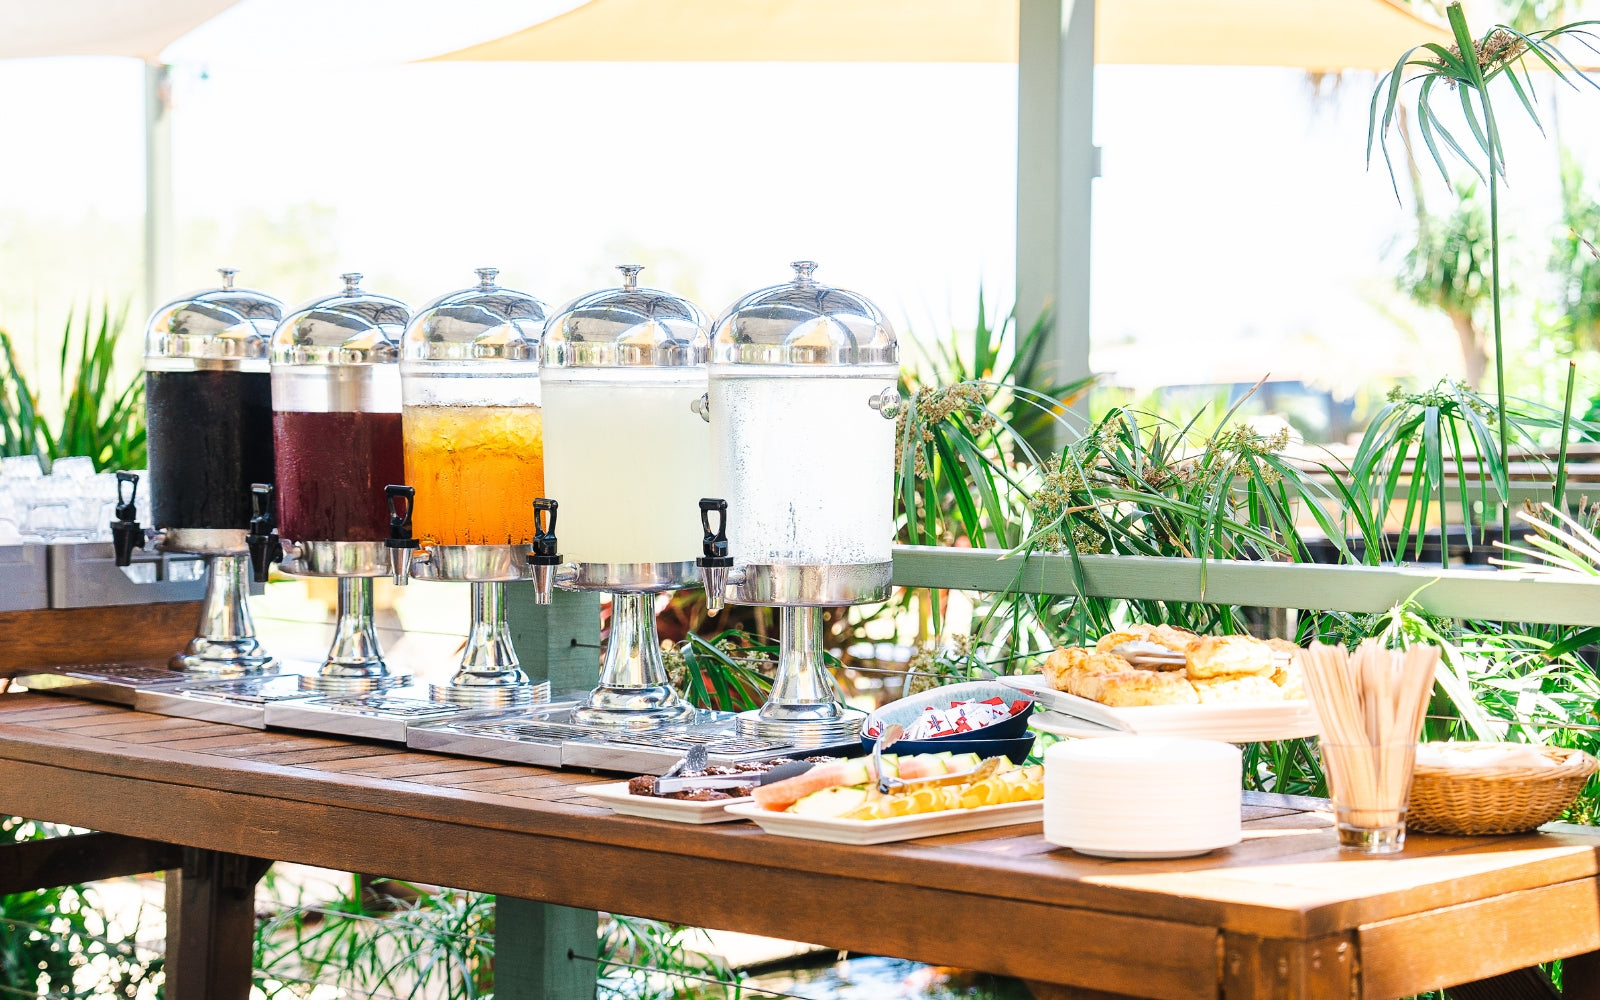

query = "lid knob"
[475, 267, 500, 290]
[217, 267, 238, 290]
[340, 272, 363, 295]
[790, 260, 819, 284]
[617, 264, 643, 291]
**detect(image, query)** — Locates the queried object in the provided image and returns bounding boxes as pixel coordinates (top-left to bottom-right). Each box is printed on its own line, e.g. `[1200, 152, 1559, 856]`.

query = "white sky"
[0, 0, 1596, 398]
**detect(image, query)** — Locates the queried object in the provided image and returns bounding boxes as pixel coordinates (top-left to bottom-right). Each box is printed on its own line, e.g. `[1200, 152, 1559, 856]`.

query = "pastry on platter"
[1043, 646, 1132, 700]
[1097, 669, 1201, 707]
[1191, 674, 1283, 704]
[1186, 635, 1275, 679]
[1270, 657, 1306, 699]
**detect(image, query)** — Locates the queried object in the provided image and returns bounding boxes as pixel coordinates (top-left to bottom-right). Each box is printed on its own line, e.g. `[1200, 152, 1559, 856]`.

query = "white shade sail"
[0, 0, 238, 61]
[432, 0, 1453, 71]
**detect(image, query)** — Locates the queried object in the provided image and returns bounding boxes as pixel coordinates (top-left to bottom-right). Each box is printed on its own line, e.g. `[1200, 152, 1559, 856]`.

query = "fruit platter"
[725, 751, 1044, 845]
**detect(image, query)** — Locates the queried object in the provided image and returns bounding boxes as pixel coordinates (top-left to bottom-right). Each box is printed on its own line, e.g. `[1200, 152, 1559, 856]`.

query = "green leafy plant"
[254, 877, 494, 999]
[599, 915, 742, 999]
[1368, 1, 1599, 544]
[0, 819, 163, 999]
[0, 305, 145, 472]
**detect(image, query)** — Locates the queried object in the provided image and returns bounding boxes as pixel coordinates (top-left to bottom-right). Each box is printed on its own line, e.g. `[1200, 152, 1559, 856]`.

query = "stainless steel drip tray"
[407, 707, 853, 775]
[134, 672, 319, 728]
[15, 661, 211, 706]
[263, 687, 515, 743]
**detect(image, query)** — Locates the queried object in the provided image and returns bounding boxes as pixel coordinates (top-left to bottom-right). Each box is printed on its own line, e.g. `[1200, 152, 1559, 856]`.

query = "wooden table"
[1, 692, 1598, 1000]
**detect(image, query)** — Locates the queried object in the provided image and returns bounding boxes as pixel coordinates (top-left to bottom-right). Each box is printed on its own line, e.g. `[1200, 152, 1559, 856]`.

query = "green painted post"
[493, 897, 599, 1000]
[496, 584, 602, 999]
[504, 584, 602, 694]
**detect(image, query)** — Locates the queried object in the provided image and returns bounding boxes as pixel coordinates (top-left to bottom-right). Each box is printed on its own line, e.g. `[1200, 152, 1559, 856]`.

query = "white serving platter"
[1005, 674, 1319, 743]
[585, 781, 754, 824]
[723, 798, 1044, 845]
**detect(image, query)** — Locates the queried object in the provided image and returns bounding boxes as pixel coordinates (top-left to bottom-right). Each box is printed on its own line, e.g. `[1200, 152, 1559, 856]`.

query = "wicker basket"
[1408, 742, 1598, 836]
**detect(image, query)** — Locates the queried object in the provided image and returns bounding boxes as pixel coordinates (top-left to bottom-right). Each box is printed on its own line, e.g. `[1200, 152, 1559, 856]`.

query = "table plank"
[1359, 878, 1600, 998]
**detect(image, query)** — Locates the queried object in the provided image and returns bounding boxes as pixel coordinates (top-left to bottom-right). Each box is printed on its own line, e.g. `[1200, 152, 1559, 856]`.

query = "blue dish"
[862, 680, 1036, 743]
[864, 733, 1037, 765]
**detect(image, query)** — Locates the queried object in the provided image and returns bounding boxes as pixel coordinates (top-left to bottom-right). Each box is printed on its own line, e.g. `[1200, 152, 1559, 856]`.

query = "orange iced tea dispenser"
[386, 268, 553, 708]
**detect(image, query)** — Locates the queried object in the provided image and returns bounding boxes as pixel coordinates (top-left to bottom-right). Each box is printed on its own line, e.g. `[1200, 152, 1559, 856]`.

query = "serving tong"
[869, 722, 1004, 796]
[1112, 645, 1292, 671]
[652, 744, 813, 794]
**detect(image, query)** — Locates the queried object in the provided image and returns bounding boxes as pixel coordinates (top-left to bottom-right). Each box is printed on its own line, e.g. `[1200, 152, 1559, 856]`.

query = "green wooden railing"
[890, 546, 1600, 627]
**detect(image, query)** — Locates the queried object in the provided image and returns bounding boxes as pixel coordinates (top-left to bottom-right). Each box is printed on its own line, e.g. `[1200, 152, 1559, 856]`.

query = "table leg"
[1221, 931, 1357, 1000]
[163, 848, 271, 1000]
[494, 897, 598, 1000]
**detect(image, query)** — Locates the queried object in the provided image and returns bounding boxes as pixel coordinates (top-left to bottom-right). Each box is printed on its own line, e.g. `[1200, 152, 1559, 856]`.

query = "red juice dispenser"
[247, 273, 411, 692]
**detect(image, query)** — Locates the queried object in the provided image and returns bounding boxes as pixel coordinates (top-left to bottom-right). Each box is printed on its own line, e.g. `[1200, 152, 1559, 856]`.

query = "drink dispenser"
[697, 261, 900, 746]
[115, 267, 283, 674]
[387, 268, 551, 707]
[529, 265, 710, 727]
[246, 273, 410, 692]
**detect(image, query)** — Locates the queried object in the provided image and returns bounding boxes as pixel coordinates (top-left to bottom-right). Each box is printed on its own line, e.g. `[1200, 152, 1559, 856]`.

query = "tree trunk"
[1450, 310, 1487, 388]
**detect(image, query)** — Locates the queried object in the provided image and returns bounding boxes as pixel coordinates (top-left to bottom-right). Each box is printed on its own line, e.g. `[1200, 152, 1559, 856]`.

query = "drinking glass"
[1320, 742, 1416, 854]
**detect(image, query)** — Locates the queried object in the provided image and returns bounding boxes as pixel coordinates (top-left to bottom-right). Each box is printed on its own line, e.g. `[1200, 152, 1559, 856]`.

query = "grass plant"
[0, 305, 145, 472]
[1368, 1, 1599, 544]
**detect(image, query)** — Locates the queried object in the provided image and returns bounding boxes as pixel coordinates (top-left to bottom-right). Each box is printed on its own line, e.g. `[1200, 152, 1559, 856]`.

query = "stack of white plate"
[1043, 737, 1242, 859]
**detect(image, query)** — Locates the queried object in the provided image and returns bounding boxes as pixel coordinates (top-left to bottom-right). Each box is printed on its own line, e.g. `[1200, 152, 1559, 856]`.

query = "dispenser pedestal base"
[169, 552, 276, 677]
[431, 679, 550, 709]
[300, 672, 412, 695]
[572, 700, 696, 729]
[735, 708, 867, 749]
[567, 592, 695, 730]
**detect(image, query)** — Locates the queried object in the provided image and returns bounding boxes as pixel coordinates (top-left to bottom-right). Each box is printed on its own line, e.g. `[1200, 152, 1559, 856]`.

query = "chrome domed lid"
[711, 261, 897, 367]
[404, 267, 546, 363]
[543, 265, 709, 368]
[144, 267, 285, 371]
[271, 273, 408, 366]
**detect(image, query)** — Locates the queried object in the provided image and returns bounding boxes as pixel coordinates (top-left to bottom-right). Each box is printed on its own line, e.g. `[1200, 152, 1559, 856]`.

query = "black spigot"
[109, 471, 145, 568]
[697, 498, 732, 614]
[245, 483, 283, 584]
[385, 484, 419, 585]
[527, 498, 562, 605]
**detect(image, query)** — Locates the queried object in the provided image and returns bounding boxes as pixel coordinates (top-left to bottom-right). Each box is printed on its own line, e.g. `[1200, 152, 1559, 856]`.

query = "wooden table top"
[0, 690, 1596, 1000]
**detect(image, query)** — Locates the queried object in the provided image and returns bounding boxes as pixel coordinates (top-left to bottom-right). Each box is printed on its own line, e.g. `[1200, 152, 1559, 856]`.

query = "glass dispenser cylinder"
[395, 268, 551, 708]
[139, 267, 284, 675]
[701, 261, 900, 746]
[259, 272, 410, 692]
[536, 265, 711, 727]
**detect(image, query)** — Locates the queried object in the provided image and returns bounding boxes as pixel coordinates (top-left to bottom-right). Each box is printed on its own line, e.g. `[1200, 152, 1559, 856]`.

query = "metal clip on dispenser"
[385, 485, 419, 586]
[527, 498, 563, 605]
[110, 472, 146, 568]
[245, 483, 283, 584]
[697, 498, 732, 615]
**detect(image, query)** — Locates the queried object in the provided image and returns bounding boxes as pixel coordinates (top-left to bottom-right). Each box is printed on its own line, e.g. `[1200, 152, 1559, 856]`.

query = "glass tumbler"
[1320, 742, 1417, 854]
